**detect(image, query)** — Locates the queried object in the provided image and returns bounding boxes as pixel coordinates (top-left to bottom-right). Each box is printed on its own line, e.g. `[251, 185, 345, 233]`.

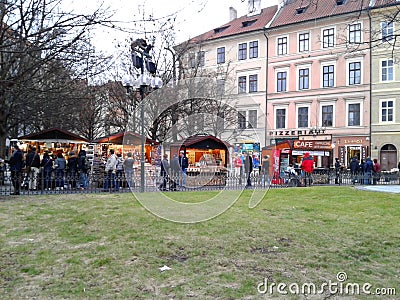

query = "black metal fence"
[0, 168, 399, 196]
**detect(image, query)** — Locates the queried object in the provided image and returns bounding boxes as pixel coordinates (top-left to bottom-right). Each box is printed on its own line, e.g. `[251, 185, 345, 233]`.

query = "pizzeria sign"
[293, 140, 333, 150]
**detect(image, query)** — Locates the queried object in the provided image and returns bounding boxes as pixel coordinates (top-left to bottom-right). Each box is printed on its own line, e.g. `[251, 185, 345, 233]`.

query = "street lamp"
[123, 39, 163, 192]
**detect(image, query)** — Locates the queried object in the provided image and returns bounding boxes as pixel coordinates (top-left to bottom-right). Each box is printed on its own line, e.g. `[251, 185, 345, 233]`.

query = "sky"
[65, 0, 278, 54]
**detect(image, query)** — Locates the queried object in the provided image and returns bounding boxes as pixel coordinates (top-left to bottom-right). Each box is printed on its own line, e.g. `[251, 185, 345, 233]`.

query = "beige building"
[370, 0, 400, 171]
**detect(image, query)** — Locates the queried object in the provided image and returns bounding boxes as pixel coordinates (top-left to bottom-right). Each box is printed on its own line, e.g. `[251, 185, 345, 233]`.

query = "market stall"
[170, 135, 230, 187]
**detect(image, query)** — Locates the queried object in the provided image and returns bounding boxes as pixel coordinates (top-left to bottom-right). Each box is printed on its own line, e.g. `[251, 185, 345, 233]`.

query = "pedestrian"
[123, 152, 135, 188]
[373, 158, 381, 185]
[334, 158, 342, 185]
[54, 152, 66, 190]
[77, 149, 90, 189]
[350, 156, 359, 184]
[359, 159, 365, 184]
[9, 144, 24, 195]
[178, 150, 188, 187]
[159, 154, 170, 191]
[244, 152, 253, 188]
[170, 154, 181, 191]
[67, 151, 78, 189]
[364, 157, 374, 185]
[103, 149, 118, 192]
[41, 151, 53, 190]
[261, 155, 270, 187]
[233, 153, 242, 179]
[252, 153, 260, 177]
[25, 147, 41, 191]
[115, 153, 124, 188]
[300, 152, 314, 187]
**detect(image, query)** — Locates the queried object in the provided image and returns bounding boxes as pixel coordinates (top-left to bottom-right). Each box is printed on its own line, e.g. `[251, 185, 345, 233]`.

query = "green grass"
[0, 187, 399, 299]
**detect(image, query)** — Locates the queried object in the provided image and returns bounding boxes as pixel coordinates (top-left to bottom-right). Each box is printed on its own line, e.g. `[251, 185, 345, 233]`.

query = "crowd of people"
[348, 155, 382, 185]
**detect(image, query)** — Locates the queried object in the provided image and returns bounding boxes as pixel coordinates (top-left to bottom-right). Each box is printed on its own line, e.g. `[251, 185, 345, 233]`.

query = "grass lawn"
[0, 186, 399, 299]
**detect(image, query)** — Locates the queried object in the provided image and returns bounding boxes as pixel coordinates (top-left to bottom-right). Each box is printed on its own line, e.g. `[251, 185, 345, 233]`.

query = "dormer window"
[214, 26, 229, 34]
[242, 20, 257, 28]
[336, 0, 345, 5]
[296, 7, 307, 14]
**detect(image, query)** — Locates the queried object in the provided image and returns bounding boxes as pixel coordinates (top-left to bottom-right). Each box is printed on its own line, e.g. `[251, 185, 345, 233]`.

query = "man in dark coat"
[350, 156, 359, 184]
[159, 154, 170, 191]
[244, 152, 253, 187]
[9, 144, 24, 195]
[170, 154, 181, 191]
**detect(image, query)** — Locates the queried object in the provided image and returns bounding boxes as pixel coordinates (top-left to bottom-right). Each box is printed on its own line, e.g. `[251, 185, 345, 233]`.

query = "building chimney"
[229, 7, 237, 21]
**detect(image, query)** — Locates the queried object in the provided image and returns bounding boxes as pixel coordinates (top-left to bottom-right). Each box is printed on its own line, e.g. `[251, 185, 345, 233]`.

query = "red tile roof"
[18, 127, 88, 142]
[189, 5, 278, 43]
[270, 0, 371, 28]
[372, 0, 399, 7]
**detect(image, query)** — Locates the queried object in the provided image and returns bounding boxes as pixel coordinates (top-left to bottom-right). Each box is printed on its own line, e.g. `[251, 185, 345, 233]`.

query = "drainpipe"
[368, 6, 372, 157]
[263, 29, 269, 149]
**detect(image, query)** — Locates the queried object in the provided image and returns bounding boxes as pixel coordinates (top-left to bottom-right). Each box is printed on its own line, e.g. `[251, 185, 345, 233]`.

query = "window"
[217, 47, 225, 64]
[277, 71, 287, 92]
[238, 112, 246, 129]
[349, 62, 361, 85]
[382, 21, 393, 42]
[296, 7, 307, 14]
[382, 59, 393, 81]
[238, 43, 247, 60]
[276, 108, 286, 129]
[298, 107, 309, 128]
[299, 68, 309, 90]
[348, 103, 360, 126]
[249, 75, 258, 93]
[249, 41, 258, 58]
[322, 105, 333, 127]
[322, 28, 335, 48]
[198, 51, 205, 67]
[242, 20, 257, 27]
[323, 65, 335, 87]
[277, 37, 288, 55]
[238, 76, 247, 93]
[381, 100, 394, 122]
[349, 23, 361, 44]
[299, 33, 309, 52]
[248, 110, 258, 128]
[189, 53, 196, 68]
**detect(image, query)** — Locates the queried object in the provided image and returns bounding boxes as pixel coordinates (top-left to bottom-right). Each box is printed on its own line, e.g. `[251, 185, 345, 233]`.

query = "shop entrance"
[347, 146, 361, 165]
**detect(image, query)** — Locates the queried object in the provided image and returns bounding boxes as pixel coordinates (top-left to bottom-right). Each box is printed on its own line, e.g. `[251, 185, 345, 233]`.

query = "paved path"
[356, 185, 400, 194]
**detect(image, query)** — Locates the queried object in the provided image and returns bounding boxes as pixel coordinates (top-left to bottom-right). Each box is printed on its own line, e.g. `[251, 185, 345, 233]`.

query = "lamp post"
[123, 39, 162, 193]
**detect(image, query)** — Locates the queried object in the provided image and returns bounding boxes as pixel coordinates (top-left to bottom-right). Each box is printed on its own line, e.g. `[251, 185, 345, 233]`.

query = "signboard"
[293, 140, 332, 151]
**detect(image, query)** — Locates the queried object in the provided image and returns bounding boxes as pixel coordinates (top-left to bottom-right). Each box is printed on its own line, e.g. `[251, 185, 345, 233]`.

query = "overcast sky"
[65, 0, 278, 53]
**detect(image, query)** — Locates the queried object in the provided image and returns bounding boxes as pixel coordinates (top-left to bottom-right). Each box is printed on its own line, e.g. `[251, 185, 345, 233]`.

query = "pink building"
[266, 0, 371, 168]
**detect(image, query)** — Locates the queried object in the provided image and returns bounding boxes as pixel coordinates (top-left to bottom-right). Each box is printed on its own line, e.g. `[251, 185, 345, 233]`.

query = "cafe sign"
[293, 140, 333, 150]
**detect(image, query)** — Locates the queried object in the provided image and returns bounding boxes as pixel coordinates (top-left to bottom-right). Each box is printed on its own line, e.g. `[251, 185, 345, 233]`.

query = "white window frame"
[296, 104, 310, 128]
[380, 58, 394, 82]
[321, 61, 336, 88]
[277, 35, 288, 56]
[381, 21, 394, 42]
[298, 32, 310, 52]
[275, 67, 289, 93]
[296, 64, 311, 91]
[319, 101, 336, 127]
[345, 99, 363, 127]
[274, 105, 288, 129]
[379, 98, 395, 123]
[321, 26, 336, 49]
[348, 22, 362, 44]
[346, 57, 363, 86]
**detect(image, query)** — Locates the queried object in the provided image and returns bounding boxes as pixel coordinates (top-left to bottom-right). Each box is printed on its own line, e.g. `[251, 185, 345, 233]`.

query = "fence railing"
[0, 168, 399, 196]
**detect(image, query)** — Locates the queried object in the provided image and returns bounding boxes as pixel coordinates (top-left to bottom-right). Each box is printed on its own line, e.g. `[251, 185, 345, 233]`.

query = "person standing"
[170, 154, 181, 191]
[244, 152, 253, 188]
[178, 150, 188, 187]
[334, 158, 342, 185]
[300, 152, 314, 187]
[41, 151, 53, 190]
[67, 151, 78, 189]
[372, 158, 381, 185]
[77, 150, 90, 189]
[350, 156, 359, 184]
[364, 157, 374, 185]
[25, 147, 41, 191]
[261, 155, 270, 187]
[9, 144, 24, 195]
[103, 149, 118, 192]
[54, 152, 66, 190]
[159, 154, 170, 191]
[123, 152, 135, 188]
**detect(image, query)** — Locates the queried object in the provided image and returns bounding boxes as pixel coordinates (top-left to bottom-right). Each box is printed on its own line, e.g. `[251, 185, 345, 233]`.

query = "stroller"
[283, 166, 301, 187]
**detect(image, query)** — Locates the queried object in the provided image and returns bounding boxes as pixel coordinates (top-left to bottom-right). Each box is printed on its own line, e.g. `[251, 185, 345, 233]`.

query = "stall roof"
[18, 127, 88, 143]
[170, 135, 231, 150]
[95, 131, 158, 145]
